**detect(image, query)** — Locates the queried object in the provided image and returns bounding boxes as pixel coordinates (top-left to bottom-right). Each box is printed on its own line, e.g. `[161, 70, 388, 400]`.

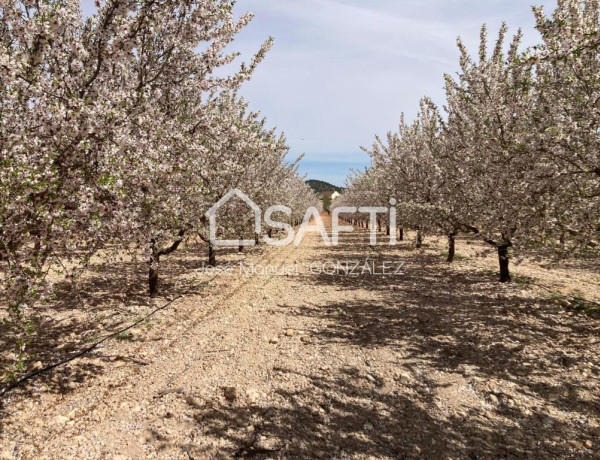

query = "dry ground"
[1, 215, 600, 459]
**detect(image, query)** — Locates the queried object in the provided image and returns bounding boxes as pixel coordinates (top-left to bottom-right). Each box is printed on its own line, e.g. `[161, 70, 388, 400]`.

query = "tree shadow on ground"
[142, 365, 584, 459]
[185, 367, 459, 459]
[275, 230, 600, 457]
[0, 242, 260, 402]
[131, 228, 600, 459]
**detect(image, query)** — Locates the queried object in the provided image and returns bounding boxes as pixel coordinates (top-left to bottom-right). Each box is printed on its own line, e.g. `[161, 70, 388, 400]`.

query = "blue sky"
[81, 0, 555, 187]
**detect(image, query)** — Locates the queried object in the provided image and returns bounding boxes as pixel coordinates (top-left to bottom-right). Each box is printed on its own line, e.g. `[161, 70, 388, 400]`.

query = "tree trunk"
[498, 245, 511, 283]
[416, 231, 423, 248]
[148, 230, 185, 297]
[149, 251, 160, 298]
[447, 233, 456, 263]
[208, 243, 216, 267]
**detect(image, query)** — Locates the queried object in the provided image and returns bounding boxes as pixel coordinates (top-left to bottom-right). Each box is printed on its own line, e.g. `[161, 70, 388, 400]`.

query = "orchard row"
[0, 0, 317, 323]
[335, 0, 600, 282]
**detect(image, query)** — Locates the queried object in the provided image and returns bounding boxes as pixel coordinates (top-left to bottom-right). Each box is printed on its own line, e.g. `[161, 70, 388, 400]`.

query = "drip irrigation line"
[0, 260, 234, 399]
[0, 240, 296, 399]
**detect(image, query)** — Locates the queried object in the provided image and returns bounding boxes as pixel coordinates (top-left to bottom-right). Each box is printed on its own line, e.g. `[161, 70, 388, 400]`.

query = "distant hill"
[306, 180, 344, 194]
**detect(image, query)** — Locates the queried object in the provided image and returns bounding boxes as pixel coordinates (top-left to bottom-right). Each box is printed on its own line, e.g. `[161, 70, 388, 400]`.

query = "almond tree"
[338, 3, 599, 282]
[190, 94, 302, 263]
[443, 24, 537, 281]
[333, 169, 380, 230]
[530, 0, 600, 253]
[358, 98, 474, 258]
[0, 0, 137, 316]
[0, 0, 304, 377]
[365, 100, 448, 249]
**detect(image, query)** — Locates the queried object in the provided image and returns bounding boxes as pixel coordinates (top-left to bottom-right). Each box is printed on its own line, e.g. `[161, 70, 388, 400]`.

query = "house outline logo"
[205, 189, 261, 247]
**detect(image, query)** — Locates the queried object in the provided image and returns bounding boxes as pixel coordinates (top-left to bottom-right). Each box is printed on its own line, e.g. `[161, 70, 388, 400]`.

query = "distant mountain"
[306, 180, 344, 194]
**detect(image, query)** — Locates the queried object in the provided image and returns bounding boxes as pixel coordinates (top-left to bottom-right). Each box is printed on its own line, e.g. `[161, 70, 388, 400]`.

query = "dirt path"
[1, 215, 600, 459]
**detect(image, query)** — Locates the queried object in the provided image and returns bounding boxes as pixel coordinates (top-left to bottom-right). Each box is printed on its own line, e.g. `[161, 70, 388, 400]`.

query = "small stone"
[246, 425, 255, 432]
[55, 415, 70, 424]
[246, 389, 260, 403]
[366, 374, 376, 383]
[300, 336, 311, 344]
[363, 422, 374, 431]
[542, 416, 555, 427]
[397, 371, 413, 382]
[185, 395, 202, 407]
[489, 394, 499, 405]
[284, 329, 295, 337]
[585, 440, 593, 449]
[548, 392, 560, 402]
[269, 337, 279, 344]
[223, 387, 237, 402]
[142, 430, 155, 442]
[31, 361, 44, 371]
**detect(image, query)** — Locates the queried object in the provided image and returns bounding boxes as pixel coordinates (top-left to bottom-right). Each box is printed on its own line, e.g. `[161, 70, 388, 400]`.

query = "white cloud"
[232, 0, 556, 167]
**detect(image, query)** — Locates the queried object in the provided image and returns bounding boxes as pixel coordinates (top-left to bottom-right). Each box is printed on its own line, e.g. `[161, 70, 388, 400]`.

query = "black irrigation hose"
[0, 267, 226, 399]
[8, 233, 592, 399]
[0, 293, 185, 399]
[0, 236, 293, 399]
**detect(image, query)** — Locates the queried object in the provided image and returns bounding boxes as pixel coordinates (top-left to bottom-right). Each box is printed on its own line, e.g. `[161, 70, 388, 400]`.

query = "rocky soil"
[1, 216, 599, 459]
